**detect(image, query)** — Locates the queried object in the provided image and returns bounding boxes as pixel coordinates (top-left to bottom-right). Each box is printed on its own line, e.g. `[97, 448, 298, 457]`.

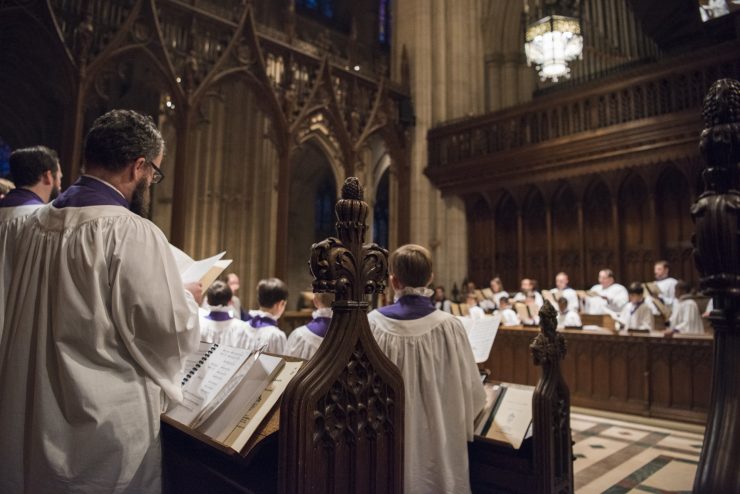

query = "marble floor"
[572, 411, 704, 494]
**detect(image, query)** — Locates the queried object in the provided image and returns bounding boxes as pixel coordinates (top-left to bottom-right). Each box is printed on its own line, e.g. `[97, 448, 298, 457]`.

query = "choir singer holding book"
[0, 110, 201, 494]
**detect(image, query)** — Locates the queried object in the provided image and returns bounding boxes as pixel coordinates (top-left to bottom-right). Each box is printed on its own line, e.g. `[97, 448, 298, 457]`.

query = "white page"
[169, 244, 195, 274]
[485, 387, 533, 449]
[180, 251, 226, 284]
[459, 314, 501, 363]
[165, 345, 252, 426]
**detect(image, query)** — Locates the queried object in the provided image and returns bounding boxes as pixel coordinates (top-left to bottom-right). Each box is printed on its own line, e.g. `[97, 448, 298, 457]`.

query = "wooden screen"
[494, 193, 519, 291]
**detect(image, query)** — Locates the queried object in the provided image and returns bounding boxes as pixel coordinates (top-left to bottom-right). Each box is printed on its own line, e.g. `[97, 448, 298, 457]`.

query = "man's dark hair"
[628, 282, 644, 295]
[207, 281, 232, 307]
[258, 278, 289, 308]
[9, 146, 59, 188]
[84, 109, 164, 172]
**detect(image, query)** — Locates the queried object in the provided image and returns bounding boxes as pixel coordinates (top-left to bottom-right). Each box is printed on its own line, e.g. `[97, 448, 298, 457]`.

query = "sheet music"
[460, 315, 501, 363]
[485, 386, 534, 449]
[179, 251, 226, 284]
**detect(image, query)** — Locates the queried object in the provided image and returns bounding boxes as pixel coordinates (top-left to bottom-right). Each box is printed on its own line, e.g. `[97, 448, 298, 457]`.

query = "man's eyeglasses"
[147, 161, 164, 184]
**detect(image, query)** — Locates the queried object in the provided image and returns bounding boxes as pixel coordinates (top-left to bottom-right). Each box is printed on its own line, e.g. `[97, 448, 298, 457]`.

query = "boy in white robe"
[557, 297, 582, 328]
[368, 244, 486, 494]
[612, 282, 654, 332]
[433, 285, 452, 312]
[666, 281, 704, 336]
[236, 277, 288, 354]
[200, 280, 252, 346]
[647, 260, 678, 315]
[287, 292, 334, 359]
[466, 293, 485, 319]
[497, 296, 522, 326]
[582, 268, 629, 314]
[0, 110, 201, 494]
[0, 146, 62, 340]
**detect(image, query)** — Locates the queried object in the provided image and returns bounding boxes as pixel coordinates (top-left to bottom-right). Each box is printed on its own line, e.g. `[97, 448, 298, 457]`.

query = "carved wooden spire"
[691, 78, 740, 493]
[530, 300, 574, 494]
[279, 177, 404, 494]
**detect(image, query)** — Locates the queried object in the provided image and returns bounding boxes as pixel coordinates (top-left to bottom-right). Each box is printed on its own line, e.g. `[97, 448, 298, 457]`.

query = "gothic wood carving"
[278, 177, 404, 494]
[691, 78, 740, 494]
[530, 301, 574, 494]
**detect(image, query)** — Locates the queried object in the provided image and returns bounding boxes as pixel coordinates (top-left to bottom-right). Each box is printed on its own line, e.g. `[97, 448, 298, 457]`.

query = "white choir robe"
[0, 204, 42, 340]
[647, 277, 678, 315]
[435, 299, 452, 313]
[584, 283, 629, 314]
[513, 290, 544, 309]
[468, 305, 485, 319]
[669, 298, 704, 334]
[232, 310, 287, 354]
[368, 309, 486, 494]
[287, 307, 332, 360]
[0, 204, 200, 493]
[479, 291, 510, 311]
[557, 310, 583, 328]
[499, 308, 521, 326]
[199, 307, 252, 346]
[614, 301, 654, 331]
[550, 287, 579, 312]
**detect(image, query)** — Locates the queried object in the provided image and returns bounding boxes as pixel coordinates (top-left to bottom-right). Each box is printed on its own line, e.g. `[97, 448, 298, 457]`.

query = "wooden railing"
[427, 44, 740, 170]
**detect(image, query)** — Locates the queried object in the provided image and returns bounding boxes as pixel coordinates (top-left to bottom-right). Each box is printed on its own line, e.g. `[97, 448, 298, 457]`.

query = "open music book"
[475, 383, 534, 449]
[164, 342, 301, 451]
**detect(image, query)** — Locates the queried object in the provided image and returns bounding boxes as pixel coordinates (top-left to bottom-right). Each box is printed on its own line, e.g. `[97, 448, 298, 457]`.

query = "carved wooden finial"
[698, 78, 740, 195]
[310, 177, 388, 302]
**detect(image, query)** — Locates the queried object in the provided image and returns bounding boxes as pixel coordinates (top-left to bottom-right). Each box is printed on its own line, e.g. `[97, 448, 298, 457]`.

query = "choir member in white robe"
[0, 110, 201, 494]
[466, 293, 486, 319]
[286, 292, 333, 359]
[200, 281, 251, 345]
[497, 296, 522, 326]
[513, 277, 544, 308]
[368, 244, 486, 494]
[234, 277, 288, 354]
[550, 272, 579, 313]
[556, 297, 582, 328]
[433, 286, 452, 312]
[582, 269, 629, 314]
[647, 260, 678, 315]
[612, 283, 654, 331]
[479, 277, 509, 311]
[0, 145, 62, 340]
[666, 281, 704, 336]
[226, 272, 244, 319]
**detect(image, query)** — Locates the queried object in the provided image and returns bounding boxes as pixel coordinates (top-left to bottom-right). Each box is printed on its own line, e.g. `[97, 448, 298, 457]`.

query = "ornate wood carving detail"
[691, 78, 740, 493]
[279, 178, 404, 494]
[530, 301, 574, 494]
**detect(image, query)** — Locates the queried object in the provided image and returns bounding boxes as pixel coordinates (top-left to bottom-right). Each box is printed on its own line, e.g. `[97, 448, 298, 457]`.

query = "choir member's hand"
[184, 282, 203, 305]
[663, 328, 675, 338]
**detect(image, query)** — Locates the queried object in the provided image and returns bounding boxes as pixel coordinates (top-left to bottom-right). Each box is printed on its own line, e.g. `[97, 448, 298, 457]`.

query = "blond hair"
[389, 244, 433, 287]
[314, 292, 334, 308]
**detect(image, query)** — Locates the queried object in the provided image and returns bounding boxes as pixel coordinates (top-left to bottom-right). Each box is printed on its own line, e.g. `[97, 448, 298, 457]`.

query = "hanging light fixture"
[524, 1, 583, 82]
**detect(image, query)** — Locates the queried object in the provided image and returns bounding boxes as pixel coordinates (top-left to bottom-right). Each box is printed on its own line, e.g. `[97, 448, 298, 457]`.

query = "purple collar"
[378, 295, 437, 320]
[53, 176, 129, 209]
[206, 311, 232, 321]
[0, 188, 44, 208]
[248, 314, 279, 329]
[306, 317, 331, 337]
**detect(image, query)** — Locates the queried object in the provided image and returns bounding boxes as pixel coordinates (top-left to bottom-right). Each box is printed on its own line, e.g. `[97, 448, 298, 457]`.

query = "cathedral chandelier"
[524, 1, 583, 82]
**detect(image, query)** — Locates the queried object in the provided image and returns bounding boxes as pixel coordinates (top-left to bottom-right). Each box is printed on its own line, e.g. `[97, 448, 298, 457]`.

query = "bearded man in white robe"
[0, 109, 201, 494]
[0, 145, 62, 339]
[368, 244, 486, 494]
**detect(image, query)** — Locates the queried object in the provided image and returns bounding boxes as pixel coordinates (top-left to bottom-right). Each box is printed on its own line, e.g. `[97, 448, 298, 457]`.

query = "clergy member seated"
[647, 260, 678, 315]
[613, 282, 654, 332]
[240, 277, 289, 354]
[550, 272, 579, 313]
[286, 291, 334, 359]
[200, 280, 251, 346]
[665, 281, 704, 336]
[0, 109, 201, 493]
[368, 244, 486, 494]
[0, 145, 63, 338]
[581, 268, 629, 314]
[433, 285, 452, 313]
[557, 297, 582, 329]
[513, 277, 544, 309]
[497, 296, 522, 326]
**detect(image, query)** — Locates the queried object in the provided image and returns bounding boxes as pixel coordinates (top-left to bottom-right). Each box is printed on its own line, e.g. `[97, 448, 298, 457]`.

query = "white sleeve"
[267, 328, 287, 355]
[109, 221, 200, 403]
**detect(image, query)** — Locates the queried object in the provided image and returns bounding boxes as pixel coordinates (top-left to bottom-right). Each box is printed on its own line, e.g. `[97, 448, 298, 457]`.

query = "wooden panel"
[468, 198, 494, 286]
[522, 188, 548, 287]
[552, 184, 580, 283]
[494, 194, 519, 290]
[584, 181, 616, 284]
[656, 166, 697, 286]
[619, 173, 652, 282]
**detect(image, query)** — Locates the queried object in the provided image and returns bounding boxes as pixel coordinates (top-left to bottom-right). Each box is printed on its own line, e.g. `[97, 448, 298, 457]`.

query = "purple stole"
[0, 188, 44, 208]
[247, 314, 279, 329]
[378, 295, 437, 321]
[206, 311, 232, 322]
[53, 176, 129, 209]
[306, 317, 331, 338]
